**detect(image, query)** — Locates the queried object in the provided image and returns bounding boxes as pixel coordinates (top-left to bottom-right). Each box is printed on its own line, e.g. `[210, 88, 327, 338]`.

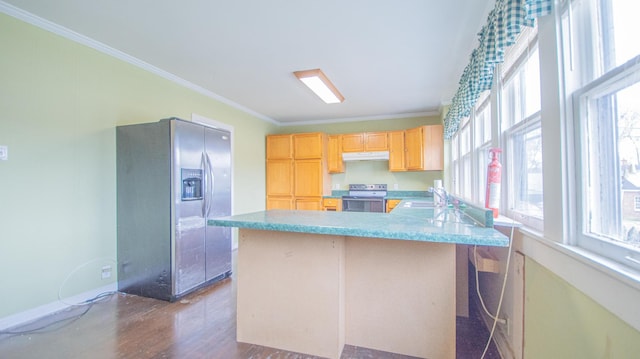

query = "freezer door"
[172, 120, 207, 295]
[204, 127, 232, 280]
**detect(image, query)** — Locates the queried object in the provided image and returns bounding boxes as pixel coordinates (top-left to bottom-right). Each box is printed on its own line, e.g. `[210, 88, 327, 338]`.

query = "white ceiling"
[2, 0, 494, 125]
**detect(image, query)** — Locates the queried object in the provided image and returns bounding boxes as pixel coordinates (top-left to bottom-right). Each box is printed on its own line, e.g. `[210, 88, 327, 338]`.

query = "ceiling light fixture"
[293, 69, 344, 104]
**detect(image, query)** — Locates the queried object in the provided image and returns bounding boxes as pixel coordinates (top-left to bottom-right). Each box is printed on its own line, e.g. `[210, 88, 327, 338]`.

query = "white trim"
[191, 113, 234, 133]
[0, 283, 117, 331]
[0, 1, 277, 125]
[519, 228, 640, 331]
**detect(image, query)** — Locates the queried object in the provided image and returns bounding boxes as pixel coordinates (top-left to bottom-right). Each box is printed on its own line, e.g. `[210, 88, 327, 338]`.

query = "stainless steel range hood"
[342, 151, 390, 161]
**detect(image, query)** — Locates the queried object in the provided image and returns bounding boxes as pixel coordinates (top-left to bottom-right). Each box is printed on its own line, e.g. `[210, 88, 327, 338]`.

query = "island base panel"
[236, 229, 456, 359]
[345, 236, 456, 359]
[236, 229, 345, 359]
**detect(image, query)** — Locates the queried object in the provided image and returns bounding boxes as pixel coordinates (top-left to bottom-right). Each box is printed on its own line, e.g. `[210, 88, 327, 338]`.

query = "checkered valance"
[443, 0, 552, 139]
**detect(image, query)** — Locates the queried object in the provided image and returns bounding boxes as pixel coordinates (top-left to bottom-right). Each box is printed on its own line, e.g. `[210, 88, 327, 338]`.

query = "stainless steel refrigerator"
[116, 117, 232, 301]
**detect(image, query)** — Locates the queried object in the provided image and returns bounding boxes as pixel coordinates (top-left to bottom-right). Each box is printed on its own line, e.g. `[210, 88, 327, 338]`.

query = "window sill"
[517, 226, 640, 331]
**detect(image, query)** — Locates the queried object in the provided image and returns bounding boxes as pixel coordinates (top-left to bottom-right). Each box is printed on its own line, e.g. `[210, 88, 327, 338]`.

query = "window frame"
[571, 55, 640, 271]
[499, 30, 544, 232]
[450, 91, 492, 207]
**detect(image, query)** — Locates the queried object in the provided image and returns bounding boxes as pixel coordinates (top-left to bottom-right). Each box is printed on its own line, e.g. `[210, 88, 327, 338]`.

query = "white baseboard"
[0, 283, 117, 331]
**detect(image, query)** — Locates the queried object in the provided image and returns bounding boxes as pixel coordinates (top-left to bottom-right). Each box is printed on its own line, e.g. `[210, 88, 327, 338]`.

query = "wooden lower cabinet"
[266, 159, 293, 197]
[295, 197, 323, 211]
[386, 199, 402, 213]
[294, 159, 325, 197]
[267, 196, 294, 210]
[322, 197, 342, 211]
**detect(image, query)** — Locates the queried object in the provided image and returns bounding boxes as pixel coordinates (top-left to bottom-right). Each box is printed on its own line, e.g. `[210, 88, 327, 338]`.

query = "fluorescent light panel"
[294, 69, 344, 104]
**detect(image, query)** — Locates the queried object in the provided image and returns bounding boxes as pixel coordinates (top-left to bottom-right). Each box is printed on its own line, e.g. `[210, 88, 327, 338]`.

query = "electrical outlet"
[101, 265, 112, 279]
[0, 146, 7, 161]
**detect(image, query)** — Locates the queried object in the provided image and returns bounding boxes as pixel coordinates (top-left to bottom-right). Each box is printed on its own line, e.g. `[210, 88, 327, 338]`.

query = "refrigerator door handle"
[201, 153, 207, 217]
[205, 153, 214, 218]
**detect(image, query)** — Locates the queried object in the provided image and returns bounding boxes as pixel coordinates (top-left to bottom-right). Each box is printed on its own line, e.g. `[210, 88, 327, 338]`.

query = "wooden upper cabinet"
[423, 125, 444, 170]
[388, 130, 406, 172]
[364, 132, 388, 151]
[328, 135, 344, 173]
[266, 134, 292, 159]
[342, 132, 388, 152]
[405, 125, 444, 171]
[293, 132, 325, 159]
[341, 133, 364, 152]
[295, 198, 324, 211]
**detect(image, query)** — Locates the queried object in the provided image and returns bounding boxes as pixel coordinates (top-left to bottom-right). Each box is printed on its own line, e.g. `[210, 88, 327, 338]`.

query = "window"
[451, 116, 472, 201]
[450, 92, 492, 206]
[473, 95, 492, 205]
[566, 0, 640, 269]
[500, 27, 544, 231]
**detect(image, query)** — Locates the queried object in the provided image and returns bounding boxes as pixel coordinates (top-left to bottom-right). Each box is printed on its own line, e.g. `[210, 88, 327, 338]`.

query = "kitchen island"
[209, 203, 508, 359]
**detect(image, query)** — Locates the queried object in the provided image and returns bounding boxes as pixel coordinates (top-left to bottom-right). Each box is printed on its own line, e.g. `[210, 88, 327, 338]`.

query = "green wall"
[0, 13, 275, 319]
[524, 258, 640, 357]
[281, 116, 444, 191]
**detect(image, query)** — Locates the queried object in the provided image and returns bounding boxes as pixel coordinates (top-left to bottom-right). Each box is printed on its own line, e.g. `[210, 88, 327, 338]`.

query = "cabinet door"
[386, 199, 402, 213]
[266, 134, 292, 159]
[341, 133, 364, 152]
[388, 130, 406, 172]
[364, 132, 388, 151]
[323, 197, 342, 211]
[405, 126, 424, 170]
[405, 125, 444, 171]
[294, 159, 323, 197]
[267, 196, 294, 210]
[295, 198, 323, 211]
[294, 133, 324, 159]
[328, 135, 344, 173]
[423, 124, 444, 170]
[266, 159, 293, 196]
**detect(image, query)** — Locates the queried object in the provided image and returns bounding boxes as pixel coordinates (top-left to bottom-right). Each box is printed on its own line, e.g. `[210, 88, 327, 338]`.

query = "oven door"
[341, 197, 386, 213]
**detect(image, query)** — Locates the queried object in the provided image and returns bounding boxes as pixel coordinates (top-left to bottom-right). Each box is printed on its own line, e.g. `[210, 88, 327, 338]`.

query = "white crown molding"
[0, 1, 277, 125]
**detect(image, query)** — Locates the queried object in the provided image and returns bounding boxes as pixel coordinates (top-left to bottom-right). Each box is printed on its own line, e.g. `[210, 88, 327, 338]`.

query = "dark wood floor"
[0, 264, 500, 358]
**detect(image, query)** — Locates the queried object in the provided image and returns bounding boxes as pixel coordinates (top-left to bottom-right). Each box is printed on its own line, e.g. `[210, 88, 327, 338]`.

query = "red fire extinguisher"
[485, 148, 502, 218]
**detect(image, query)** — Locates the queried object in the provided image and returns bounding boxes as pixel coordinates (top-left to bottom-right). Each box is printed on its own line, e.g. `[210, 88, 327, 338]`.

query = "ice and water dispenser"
[181, 168, 203, 201]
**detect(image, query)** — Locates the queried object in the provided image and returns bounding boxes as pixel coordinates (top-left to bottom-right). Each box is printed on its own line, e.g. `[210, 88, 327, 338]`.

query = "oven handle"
[342, 197, 385, 202]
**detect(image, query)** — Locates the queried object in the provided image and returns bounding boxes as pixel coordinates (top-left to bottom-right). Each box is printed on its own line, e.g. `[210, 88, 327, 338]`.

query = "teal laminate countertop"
[209, 200, 509, 247]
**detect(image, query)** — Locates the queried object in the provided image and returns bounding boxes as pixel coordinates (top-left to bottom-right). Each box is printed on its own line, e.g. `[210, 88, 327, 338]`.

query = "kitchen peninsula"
[209, 202, 508, 359]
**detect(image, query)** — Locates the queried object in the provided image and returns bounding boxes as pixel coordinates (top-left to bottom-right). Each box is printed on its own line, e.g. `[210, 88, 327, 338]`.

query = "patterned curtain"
[443, 0, 553, 139]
